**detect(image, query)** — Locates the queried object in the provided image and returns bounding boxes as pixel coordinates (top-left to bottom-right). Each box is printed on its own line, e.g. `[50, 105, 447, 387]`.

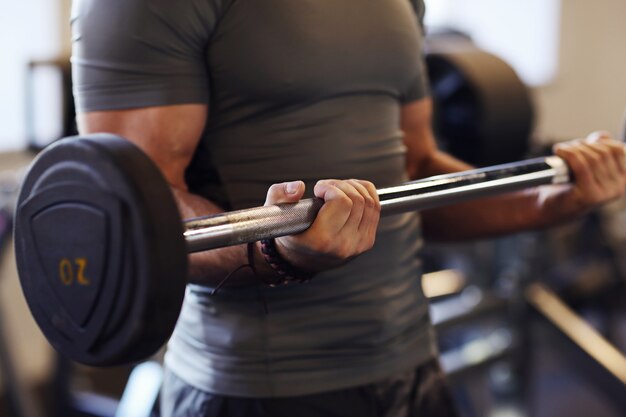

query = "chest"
[207, 0, 422, 103]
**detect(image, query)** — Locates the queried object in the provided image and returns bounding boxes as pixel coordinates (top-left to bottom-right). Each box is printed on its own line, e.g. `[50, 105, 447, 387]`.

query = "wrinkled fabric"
[72, 0, 436, 399]
[161, 359, 459, 417]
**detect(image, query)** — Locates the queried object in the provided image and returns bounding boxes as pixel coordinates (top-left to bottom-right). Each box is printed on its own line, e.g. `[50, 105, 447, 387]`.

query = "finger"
[599, 140, 626, 176]
[312, 180, 353, 234]
[344, 180, 376, 250]
[554, 143, 597, 190]
[584, 132, 626, 175]
[581, 142, 617, 180]
[348, 179, 380, 242]
[264, 181, 305, 205]
[354, 180, 381, 208]
[586, 141, 624, 184]
[328, 180, 366, 233]
[581, 140, 626, 190]
[560, 139, 610, 187]
[586, 131, 613, 143]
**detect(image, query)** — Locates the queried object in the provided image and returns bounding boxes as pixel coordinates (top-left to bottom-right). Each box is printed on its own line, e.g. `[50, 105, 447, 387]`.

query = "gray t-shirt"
[72, 0, 435, 398]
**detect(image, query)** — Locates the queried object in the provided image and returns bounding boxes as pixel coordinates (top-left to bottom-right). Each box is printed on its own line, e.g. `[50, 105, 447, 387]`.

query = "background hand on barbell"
[264, 179, 381, 273]
[546, 133, 626, 221]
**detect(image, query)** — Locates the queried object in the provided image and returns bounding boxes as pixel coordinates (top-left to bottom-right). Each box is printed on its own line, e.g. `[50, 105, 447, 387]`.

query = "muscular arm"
[402, 98, 626, 241]
[72, 0, 382, 287]
[77, 105, 266, 284]
[78, 106, 381, 286]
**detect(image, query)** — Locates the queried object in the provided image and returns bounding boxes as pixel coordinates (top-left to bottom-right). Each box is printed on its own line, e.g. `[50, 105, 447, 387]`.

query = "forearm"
[420, 188, 567, 241]
[174, 177, 382, 286]
[416, 151, 572, 241]
[402, 101, 626, 242]
[172, 187, 278, 286]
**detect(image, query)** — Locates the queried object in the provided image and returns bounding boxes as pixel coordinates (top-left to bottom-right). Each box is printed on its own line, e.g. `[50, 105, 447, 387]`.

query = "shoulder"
[71, 0, 224, 112]
[71, 0, 228, 45]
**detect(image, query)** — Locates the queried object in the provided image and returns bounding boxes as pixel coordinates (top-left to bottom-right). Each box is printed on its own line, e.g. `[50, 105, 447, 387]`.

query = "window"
[0, 1, 63, 152]
[424, 0, 562, 87]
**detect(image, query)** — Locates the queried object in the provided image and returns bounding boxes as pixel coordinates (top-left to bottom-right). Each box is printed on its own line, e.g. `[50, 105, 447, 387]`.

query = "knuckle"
[265, 184, 283, 203]
[339, 194, 353, 208]
[357, 179, 376, 193]
[315, 179, 336, 191]
[587, 131, 612, 142]
[585, 143, 601, 155]
[268, 183, 285, 196]
[352, 193, 366, 207]
[361, 180, 375, 190]
[598, 144, 613, 157]
[586, 151, 602, 165]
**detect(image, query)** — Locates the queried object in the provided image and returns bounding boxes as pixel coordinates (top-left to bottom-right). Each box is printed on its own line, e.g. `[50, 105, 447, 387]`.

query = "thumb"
[586, 131, 613, 143]
[264, 181, 305, 205]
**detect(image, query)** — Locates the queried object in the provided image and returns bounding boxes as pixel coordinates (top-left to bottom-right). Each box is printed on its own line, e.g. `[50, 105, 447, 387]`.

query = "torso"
[169, 0, 436, 397]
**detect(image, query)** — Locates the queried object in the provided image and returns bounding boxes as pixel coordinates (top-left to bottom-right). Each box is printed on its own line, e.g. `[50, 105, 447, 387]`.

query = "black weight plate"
[426, 45, 533, 166]
[15, 134, 188, 366]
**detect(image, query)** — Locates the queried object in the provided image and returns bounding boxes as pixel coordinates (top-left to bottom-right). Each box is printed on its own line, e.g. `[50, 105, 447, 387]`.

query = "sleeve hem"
[74, 86, 209, 113]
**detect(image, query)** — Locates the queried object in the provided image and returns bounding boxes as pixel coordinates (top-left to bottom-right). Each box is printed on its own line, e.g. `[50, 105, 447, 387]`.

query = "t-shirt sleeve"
[71, 0, 219, 112]
[401, 0, 430, 103]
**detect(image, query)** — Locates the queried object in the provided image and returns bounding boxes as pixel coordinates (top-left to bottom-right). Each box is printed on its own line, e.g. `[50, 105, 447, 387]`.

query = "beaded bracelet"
[260, 238, 314, 286]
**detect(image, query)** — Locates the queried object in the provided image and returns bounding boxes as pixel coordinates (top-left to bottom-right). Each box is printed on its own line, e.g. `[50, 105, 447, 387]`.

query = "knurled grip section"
[184, 198, 324, 253]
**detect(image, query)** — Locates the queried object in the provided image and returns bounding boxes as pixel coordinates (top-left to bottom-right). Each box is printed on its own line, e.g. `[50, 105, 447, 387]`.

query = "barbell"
[11, 134, 608, 366]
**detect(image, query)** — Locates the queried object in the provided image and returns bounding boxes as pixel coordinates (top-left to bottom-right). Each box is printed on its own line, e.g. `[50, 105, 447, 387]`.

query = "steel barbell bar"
[184, 156, 570, 252]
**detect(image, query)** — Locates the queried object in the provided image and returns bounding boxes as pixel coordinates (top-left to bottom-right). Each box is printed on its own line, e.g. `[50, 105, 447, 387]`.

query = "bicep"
[72, 0, 215, 188]
[78, 104, 208, 190]
[72, 0, 215, 113]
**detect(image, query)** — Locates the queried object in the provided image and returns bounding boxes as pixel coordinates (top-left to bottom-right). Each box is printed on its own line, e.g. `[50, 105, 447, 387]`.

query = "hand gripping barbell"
[12, 134, 617, 366]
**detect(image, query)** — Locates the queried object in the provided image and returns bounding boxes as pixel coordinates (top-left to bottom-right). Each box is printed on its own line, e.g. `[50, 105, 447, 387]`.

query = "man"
[70, 0, 626, 415]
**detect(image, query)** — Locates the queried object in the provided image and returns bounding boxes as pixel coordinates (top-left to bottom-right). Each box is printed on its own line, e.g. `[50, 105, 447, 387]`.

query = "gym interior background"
[1, 0, 626, 416]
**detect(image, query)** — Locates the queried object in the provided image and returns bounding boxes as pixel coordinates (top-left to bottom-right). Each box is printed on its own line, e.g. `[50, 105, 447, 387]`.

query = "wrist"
[258, 238, 315, 286]
[537, 185, 588, 227]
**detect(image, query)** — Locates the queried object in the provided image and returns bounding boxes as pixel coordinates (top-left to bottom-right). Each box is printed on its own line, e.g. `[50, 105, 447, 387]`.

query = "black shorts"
[160, 358, 459, 417]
